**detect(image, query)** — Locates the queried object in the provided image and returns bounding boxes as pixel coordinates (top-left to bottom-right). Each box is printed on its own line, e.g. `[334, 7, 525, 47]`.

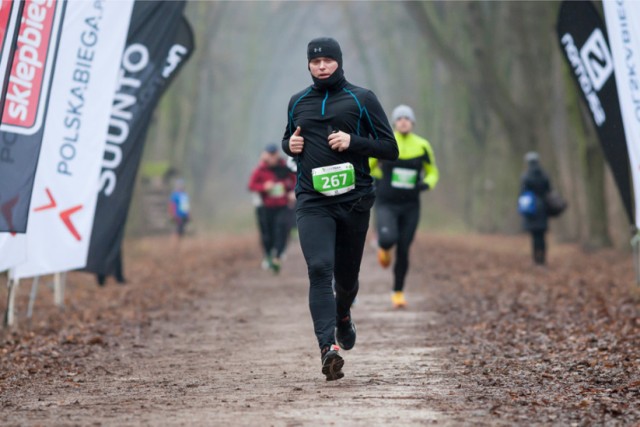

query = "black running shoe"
[335, 315, 356, 351]
[321, 345, 344, 381]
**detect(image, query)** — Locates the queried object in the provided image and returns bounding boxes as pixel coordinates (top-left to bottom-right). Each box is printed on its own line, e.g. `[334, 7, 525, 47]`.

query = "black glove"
[419, 182, 430, 192]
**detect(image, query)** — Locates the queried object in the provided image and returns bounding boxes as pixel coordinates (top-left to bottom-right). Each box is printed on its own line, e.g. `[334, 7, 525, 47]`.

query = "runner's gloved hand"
[419, 182, 430, 192]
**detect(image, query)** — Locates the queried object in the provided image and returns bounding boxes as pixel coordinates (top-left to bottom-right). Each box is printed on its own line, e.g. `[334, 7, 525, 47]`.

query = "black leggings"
[256, 206, 290, 258]
[531, 230, 546, 264]
[376, 201, 420, 292]
[296, 196, 373, 350]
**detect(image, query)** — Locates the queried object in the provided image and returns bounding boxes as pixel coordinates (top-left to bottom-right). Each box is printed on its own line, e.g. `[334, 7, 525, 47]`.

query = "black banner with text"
[557, 0, 634, 223]
[84, 1, 194, 275]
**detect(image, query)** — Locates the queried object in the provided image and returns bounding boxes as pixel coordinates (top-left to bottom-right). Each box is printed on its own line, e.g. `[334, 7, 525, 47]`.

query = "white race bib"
[268, 182, 285, 197]
[391, 167, 418, 189]
[312, 162, 355, 196]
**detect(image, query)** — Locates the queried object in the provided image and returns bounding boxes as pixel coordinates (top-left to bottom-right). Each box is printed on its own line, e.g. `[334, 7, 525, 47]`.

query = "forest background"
[135, 1, 629, 249]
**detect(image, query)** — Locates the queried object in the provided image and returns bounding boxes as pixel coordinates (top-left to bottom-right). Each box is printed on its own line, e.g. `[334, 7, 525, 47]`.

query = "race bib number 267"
[312, 162, 355, 196]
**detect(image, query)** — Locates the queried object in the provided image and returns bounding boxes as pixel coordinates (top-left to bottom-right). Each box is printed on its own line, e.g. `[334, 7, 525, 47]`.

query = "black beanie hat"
[307, 37, 342, 67]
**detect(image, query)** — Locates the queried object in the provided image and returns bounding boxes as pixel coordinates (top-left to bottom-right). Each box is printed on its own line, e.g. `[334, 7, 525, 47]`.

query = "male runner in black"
[282, 37, 398, 381]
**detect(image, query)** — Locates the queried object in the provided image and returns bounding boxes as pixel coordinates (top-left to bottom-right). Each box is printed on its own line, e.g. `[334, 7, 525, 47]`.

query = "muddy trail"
[1, 233, 639, 426]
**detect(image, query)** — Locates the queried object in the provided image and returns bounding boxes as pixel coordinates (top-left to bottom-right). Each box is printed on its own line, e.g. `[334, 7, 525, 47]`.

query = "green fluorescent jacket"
[369, 131, 439, 203]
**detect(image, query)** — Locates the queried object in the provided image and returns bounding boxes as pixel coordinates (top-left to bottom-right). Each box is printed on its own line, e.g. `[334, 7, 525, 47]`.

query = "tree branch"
[403, 2, 470, 82]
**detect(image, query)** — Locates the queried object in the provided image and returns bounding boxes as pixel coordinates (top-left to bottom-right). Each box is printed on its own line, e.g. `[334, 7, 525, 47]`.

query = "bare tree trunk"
[578, 101, 612, 249]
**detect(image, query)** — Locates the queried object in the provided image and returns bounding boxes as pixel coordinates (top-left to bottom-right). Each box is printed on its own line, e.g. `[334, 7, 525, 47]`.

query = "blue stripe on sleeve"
[343, 88, 363, 136]
[363, 107, 379, 140]
[288, 88, 312, 134]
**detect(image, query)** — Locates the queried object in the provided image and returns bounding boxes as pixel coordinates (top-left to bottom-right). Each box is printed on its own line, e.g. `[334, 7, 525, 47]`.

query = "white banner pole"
[4, 277, 19, 327]
[632, 231, 640, 286]
[27, 276, 40, 319]
[60, 271, 66, 308]
[53, 272, 63, 308]
[636, 242, 640, 286]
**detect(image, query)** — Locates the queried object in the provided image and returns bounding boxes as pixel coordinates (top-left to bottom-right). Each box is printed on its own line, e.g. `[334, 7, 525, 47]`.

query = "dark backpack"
[545, 191, 567, 217]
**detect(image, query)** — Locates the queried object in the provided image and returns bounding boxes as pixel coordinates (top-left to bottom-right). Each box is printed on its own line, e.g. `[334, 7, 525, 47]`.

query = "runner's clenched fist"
[328, 130, 350, 152]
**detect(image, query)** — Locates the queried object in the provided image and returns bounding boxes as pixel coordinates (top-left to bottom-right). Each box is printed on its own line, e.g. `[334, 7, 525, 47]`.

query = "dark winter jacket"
[248, 160, 296, 208]
[520, 163, 551, 232]
[282, 78, 398, 208]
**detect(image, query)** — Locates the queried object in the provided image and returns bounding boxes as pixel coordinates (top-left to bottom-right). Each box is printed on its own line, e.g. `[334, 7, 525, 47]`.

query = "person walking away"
[169, 178, 191, 241]
[248, 144, 296, 274]
[282, 37, 398, 380]
[520, 152, 551, 265]
[370, 105, 439, 309]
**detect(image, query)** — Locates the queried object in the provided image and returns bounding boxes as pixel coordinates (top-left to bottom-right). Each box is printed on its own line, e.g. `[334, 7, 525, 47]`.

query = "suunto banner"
[84, 3, 194, 276]
[557, 0, 634, 224]
[604, 0, 640, 228]
[10, 0, 134, 279]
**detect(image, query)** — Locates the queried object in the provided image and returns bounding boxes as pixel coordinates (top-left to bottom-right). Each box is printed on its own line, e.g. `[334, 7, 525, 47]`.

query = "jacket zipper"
[321, 90, 329, 116]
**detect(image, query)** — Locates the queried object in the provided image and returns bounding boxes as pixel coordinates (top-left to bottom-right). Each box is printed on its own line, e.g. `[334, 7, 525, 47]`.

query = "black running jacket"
[282, 80, 398, 208]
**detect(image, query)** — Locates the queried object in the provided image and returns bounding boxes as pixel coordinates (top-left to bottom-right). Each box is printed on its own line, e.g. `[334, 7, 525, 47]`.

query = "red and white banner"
[0, 0, 23, 101]
[0, 0, 64, 235]
[11, 0, 134, 279]
[604, 0, 640, 228]
[1, 0, 62, 136]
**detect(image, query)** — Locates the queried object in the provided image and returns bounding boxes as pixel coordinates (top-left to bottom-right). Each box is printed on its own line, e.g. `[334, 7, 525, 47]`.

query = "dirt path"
[2, 233, 638, 425]
[1, 239, 451, 426]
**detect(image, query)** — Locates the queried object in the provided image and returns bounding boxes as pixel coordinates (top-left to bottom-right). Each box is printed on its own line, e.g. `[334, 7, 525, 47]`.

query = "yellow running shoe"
[377, 248, 391, 269]
[391, 291, 407, 309]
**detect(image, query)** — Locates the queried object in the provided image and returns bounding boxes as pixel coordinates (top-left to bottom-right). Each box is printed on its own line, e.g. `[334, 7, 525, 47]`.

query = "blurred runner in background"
[370, 105, 439, 308]
[169, 178, 191, 242]
[248, 144, 296, 274]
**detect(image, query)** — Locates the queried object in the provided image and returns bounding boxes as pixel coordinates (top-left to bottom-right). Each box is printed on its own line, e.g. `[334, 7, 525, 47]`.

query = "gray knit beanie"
[392, 105, 416, 123]
[524, 151, 540, 163]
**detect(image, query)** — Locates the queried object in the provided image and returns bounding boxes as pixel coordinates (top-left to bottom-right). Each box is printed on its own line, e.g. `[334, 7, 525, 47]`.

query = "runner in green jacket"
[369, 105, 439, 308]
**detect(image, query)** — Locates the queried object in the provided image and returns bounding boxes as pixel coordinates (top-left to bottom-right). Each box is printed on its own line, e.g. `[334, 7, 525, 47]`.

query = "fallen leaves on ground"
[415, 234, 640, 425]
[0, 236, 255, 403]
[1, 232, 638, 425]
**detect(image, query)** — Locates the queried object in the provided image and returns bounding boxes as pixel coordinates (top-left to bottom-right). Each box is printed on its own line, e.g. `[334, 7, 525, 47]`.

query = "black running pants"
[256, 206, 290, 258]
[376, 201, 420, 292]
[296, 196, 373, 350]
